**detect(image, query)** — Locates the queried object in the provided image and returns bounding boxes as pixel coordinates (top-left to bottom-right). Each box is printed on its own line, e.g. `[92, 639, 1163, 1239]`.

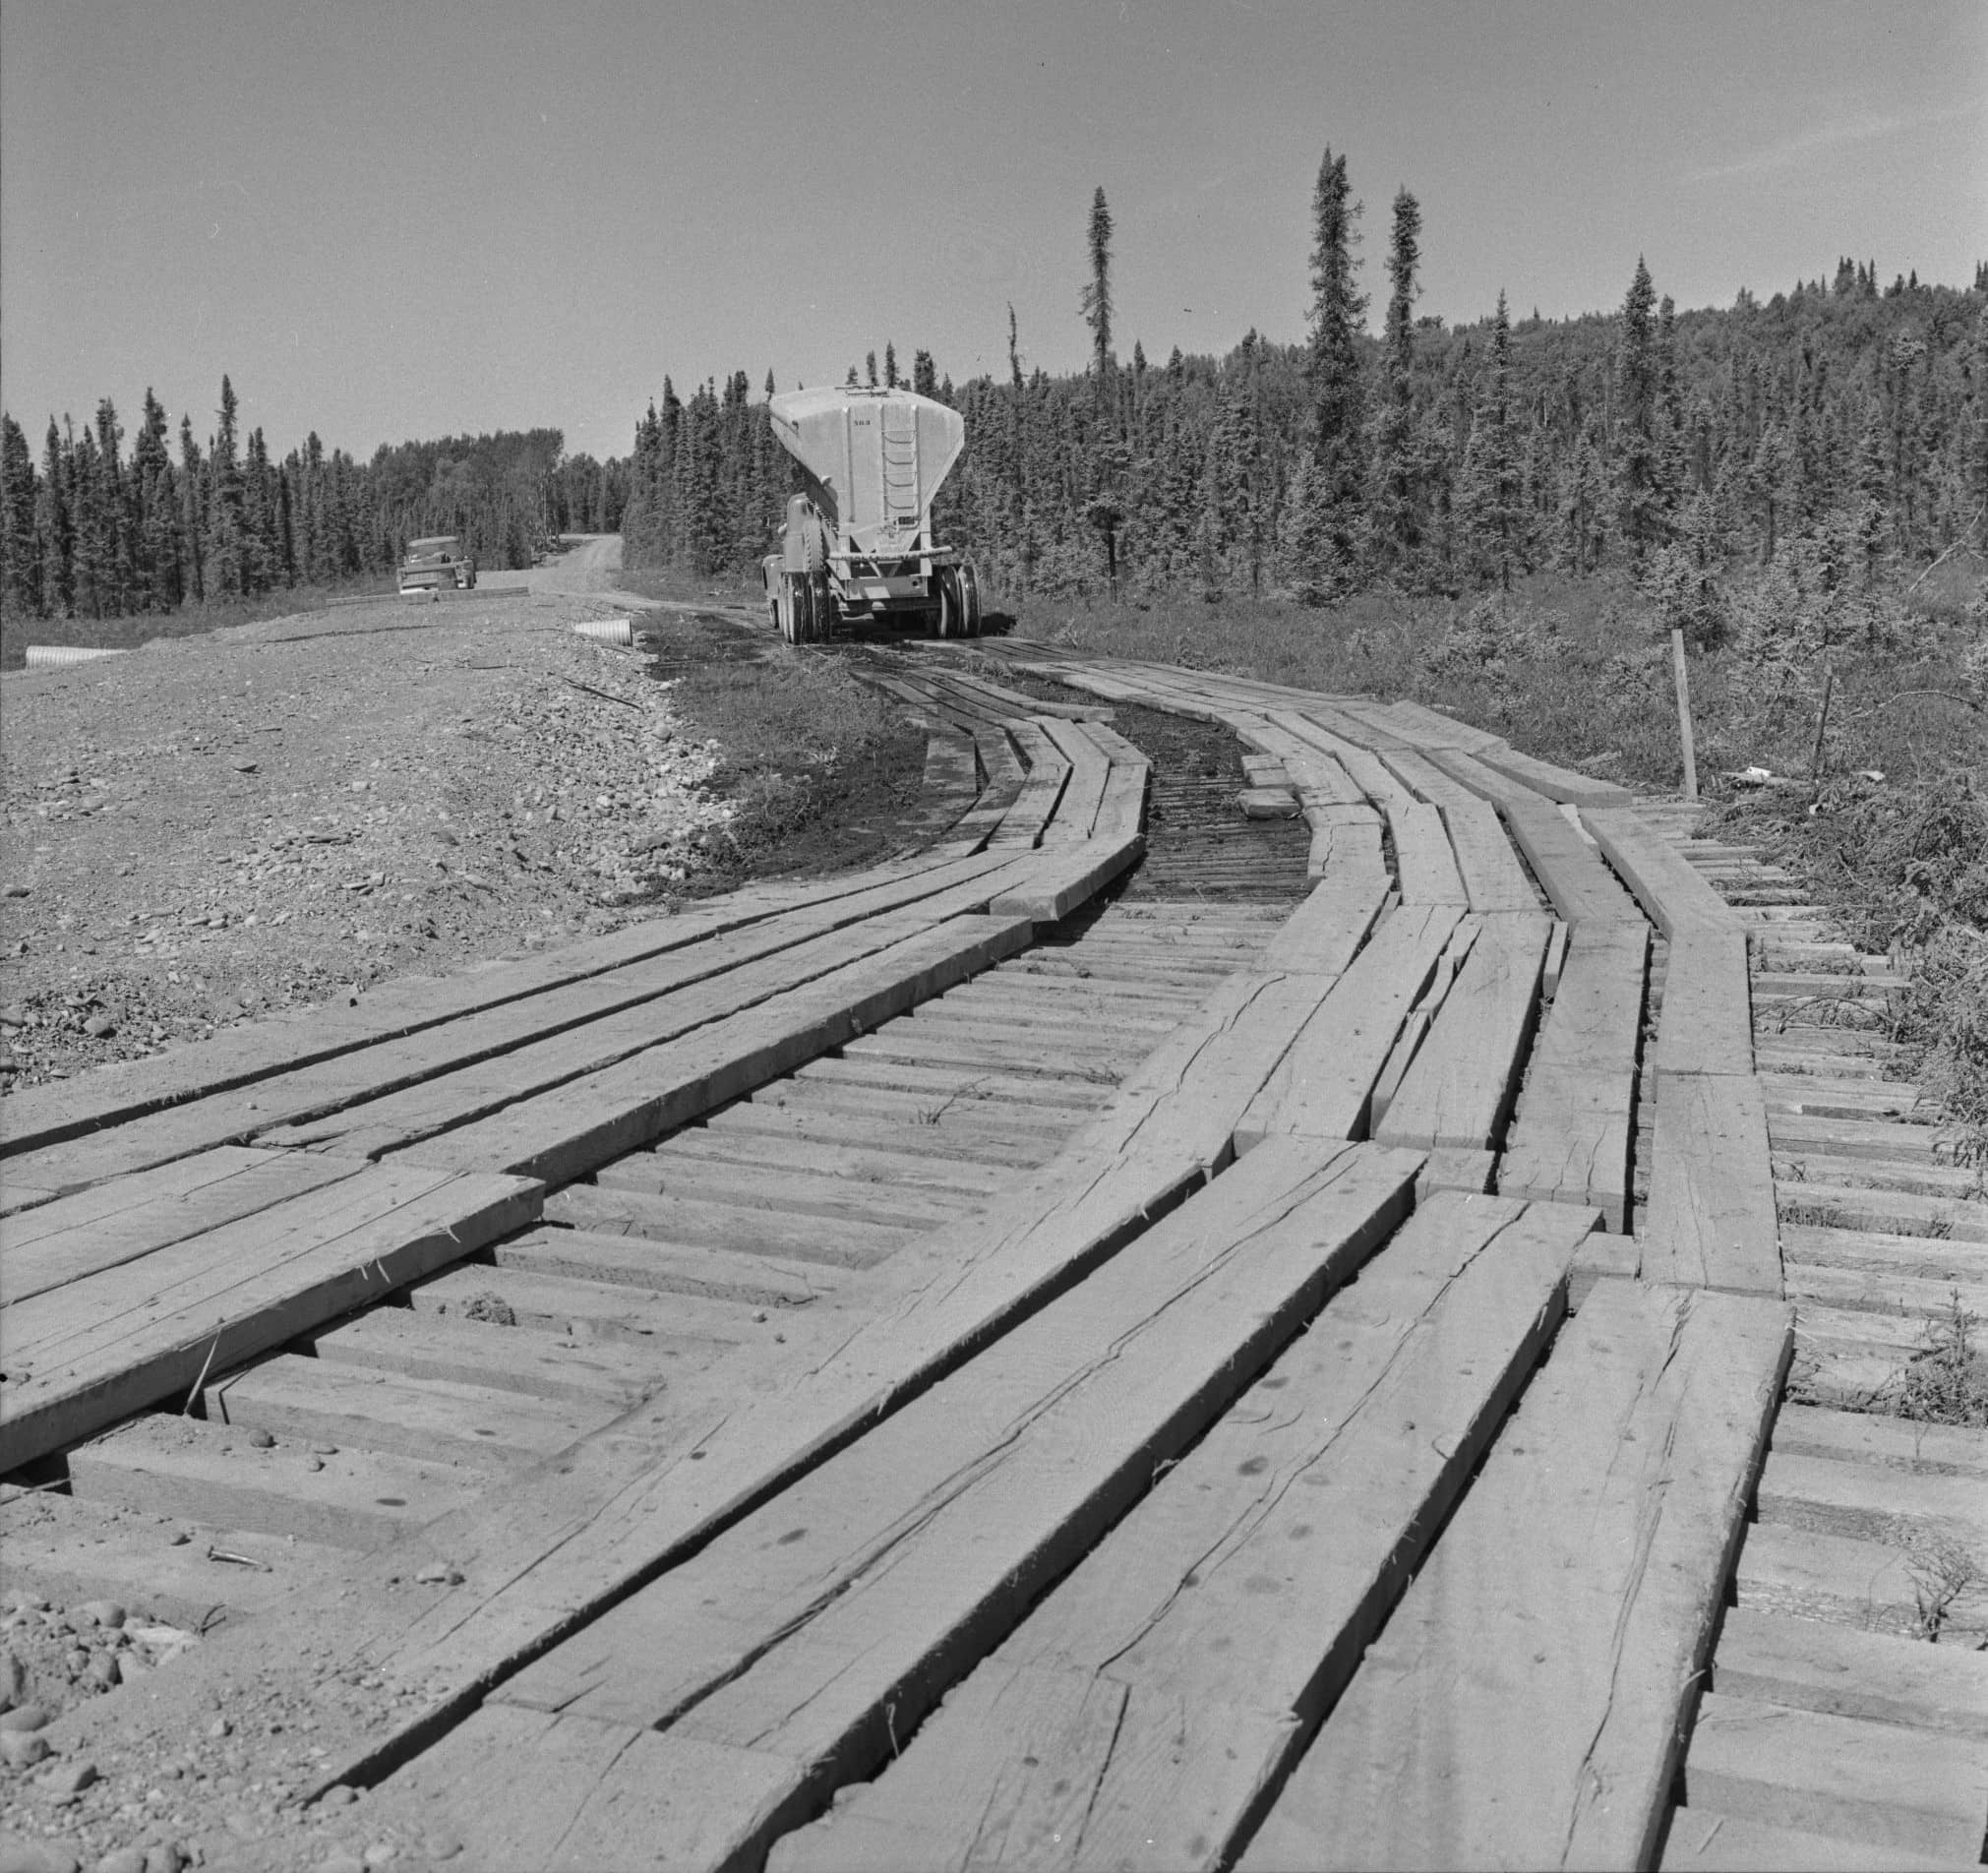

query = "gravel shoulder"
[0, 550, 734, 1098]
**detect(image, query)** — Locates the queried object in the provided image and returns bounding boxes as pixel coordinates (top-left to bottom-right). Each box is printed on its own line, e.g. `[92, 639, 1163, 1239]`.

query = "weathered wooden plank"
[1301, 802, 1387, 881]
[1679, 1692, 1988, 1862]
[1659, 1805, 1977, 1872]
[938, 669, 1116, 722]
[301, 1302, 668, 1408]
[1393, 799, 1468, 905]
[66, 1410, 490, 1548]
[769, 1195, 1593, 1873]
[0, 1146, 365, 1303]
[988, 721, 1071, 848]
[1499, 922, 1649, 1228]
[0, 845, 984, 1158]
[541, 1183, 915, 1269]
[1645, 1072, 1782, 1295]
[936, 727, 1028, 850]
[62, 966, 1355, 1802]
[1474, 743, 1635, 808]
[368, 1704, 792, 1872]
[1376, 911, 1549, 1151]
[6, 848, 1029, 1191]
[0, 1164, 539, 1471]
[276, 877, 1043, 1163]
[986, 830, 1145, 923]
[372, 915, 1036, 1184]
[1500, 794, 1647, 925]
[1377, 697, 1508, 753]
[1586, 807, 1736, 936]
[1033, 717, 1111, 843]
[1241, 1282, 1792, 1873]
[1709, 1607, 1988, 1739]
[1659, 925, 1756, 1078]
[1377, 746, 1540, 911]
[1257, 867, 1391, 978]
[1235, 904, 1460, 1149]
[205, 1352, 620, 1472]
[464, 1144, 1420, 1872]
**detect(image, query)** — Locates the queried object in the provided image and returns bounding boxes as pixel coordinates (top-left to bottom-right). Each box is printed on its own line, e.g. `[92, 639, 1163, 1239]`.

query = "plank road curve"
[0, 640, 1981, 1871]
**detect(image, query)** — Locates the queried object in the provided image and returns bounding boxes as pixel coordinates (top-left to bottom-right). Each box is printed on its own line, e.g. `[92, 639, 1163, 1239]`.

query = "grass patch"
[1011, 565, 1988, 794]
[1885, 1292, 1988, 1430]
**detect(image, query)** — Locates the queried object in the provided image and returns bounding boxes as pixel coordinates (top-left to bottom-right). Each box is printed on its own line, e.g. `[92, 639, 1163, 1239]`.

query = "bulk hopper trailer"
[760, 385, 982, 644]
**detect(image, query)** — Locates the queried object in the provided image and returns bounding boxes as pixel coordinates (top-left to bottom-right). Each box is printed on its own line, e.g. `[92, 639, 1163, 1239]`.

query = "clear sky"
[3, 1, 1982, 465]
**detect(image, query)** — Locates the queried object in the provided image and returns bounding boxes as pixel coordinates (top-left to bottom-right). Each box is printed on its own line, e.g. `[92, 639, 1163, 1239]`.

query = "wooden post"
[1808, 660, 1835, 784]
[1669, 628, 1698, 802]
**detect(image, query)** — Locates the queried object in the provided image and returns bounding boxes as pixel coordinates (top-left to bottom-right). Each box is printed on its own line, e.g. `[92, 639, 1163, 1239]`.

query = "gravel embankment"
[0, 582, 731, 1095]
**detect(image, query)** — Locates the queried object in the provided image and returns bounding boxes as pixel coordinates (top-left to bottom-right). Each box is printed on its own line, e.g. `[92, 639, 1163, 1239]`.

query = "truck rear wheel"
[956, 563, 982, 637]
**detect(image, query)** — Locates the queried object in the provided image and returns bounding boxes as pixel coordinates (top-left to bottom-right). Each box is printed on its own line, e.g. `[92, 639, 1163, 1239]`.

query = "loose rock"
[0, 1654, 24, 1711]
[37, 1758, 97, 1795]
[0, 1729, 50, 1767]
[0, 1705, 51, 1732]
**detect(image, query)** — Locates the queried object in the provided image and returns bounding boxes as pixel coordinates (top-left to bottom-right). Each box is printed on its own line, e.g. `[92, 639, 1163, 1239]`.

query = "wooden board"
[273, 875, 1043, 1163]
[381, 914, 1035, 1184]
[0, 845, 985, 1158]
[204, 1352, 620, 1472]
[417, 1143, 1421, 1871]
[1679, 1691, 1988, 1862]
[1498, 795, 1647, 926]
[0, 1146, 363, 1304]
[0, 1164, 540, 1471]
[1708, 1606, 1988, 1738]
[1393, 799, 1469, 906]
[1235, 905, 1461, 1149]
[1499, 922, 1649, 1228]
[768, 1195, 1595, 1873]
[7, 848, 1028, 1192]
[937, 670, 1116, 722]
[68, 965, 1356, 1802]
[1659, 925, 1756, 1078]
[1375, 911, 1549, 1151]
[985, 830, 1145, 923]
[1644, 1072, 1782, 1296]
[1659, 1806, 1978, 1872]
[987, 721, 1070, 848]
[1034, 717, 1111, 844]
[65, 1411, 490, 1549]
[1257, 867, 1391, 978]
[1240, 1282, 1792, 1873]
[1377, 747, 1539, 912]
[1585, 807, 1736, 937]
[1473, 743, 1635, 808]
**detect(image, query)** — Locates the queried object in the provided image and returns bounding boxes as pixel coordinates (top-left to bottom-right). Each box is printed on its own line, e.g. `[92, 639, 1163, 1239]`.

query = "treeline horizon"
[0, 385, 629, 621]
[620, 160, 1987, 621]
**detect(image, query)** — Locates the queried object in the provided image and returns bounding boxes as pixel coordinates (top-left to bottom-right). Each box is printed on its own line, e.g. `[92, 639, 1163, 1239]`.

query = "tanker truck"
[760, 385, 981, 644]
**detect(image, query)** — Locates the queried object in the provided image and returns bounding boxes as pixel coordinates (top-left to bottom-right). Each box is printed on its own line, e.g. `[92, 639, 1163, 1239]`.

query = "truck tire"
[957, 563, 982, 636]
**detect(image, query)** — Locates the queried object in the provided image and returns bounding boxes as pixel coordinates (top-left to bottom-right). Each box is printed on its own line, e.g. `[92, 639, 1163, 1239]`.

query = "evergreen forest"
[621, 159, 1987, 633]
[0, 380, 627, 620]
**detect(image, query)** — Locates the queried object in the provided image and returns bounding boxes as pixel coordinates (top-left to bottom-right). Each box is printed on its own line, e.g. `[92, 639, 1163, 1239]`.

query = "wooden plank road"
[768, 1194, 1596, 1873]
[1241, 1282, 1792, 1872]
[1, 1162, 540, 1469]
[21, 641, 1949, 1873]
[368, 1140, 1425, 1868]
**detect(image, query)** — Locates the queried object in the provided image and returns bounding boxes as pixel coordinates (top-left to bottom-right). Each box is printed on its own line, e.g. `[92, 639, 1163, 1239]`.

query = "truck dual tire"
[935, 564, 983, 638]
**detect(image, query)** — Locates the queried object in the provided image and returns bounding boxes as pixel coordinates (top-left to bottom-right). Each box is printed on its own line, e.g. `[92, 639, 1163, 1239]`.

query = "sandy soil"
[0, 542, 733, 1098]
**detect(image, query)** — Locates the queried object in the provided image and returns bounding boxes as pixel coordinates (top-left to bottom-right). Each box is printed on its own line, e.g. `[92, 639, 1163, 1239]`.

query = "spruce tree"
[36, 419, 73, 616]
[1, 414, 41, 616]
[1614, 257, 1665, 561]
[1370, 187, 1423, 577]
[1296, 147, 1367, 597]
[883, 342, 899, 390]
[1461, 292, 1523, 588]
[207, 375, 246, 600]
[1080, 186, 1115, 408]
[178, 417, 205, 602]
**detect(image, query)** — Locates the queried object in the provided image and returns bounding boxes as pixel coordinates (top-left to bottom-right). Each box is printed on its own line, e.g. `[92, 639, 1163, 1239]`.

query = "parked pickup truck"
[397, 535, 477, 595]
